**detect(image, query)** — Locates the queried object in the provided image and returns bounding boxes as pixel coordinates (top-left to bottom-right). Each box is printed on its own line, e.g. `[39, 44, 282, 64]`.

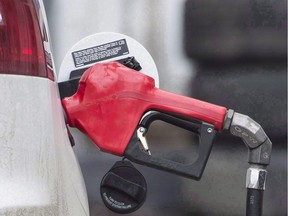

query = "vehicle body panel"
[0, 0, 89, 215]
[0, 75, 89, 215]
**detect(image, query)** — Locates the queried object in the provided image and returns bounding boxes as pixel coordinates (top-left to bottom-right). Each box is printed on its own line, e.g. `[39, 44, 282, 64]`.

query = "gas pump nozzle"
[61, 62, 226, 179]
[61, 62, 271, 179]
[61, 61, 272, 216]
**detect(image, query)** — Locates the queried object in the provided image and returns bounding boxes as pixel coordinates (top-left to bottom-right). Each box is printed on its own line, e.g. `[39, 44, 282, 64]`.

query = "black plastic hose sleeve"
[246, 188, 264, 216]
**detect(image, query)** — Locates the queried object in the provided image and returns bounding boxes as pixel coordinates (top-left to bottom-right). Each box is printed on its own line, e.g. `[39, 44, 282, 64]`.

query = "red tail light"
[0, 0, 53, 79]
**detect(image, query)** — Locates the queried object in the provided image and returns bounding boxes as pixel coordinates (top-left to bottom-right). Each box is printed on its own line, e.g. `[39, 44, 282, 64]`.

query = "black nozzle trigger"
[124, 111, 216, 180]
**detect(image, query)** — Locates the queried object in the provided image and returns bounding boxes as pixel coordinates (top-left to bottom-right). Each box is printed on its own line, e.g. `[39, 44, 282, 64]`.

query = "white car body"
[0, 0, 89, 215]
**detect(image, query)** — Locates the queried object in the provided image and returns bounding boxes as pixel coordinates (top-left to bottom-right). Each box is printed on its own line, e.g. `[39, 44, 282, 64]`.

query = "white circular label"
[58, 32, 159, 87]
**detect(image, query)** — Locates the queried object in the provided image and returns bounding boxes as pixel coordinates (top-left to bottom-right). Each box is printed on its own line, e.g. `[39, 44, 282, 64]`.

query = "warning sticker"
[72, 39, 129, 67]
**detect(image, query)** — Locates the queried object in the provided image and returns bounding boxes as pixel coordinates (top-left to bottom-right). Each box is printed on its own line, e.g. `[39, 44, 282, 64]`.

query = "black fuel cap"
[100, 160, 147, 214]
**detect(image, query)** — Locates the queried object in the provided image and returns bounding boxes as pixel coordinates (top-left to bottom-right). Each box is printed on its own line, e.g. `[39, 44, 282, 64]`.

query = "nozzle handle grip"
[149, 88, 227, 131]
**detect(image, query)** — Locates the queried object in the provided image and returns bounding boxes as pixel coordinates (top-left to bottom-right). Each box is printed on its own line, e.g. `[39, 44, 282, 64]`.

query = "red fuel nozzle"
[62, 62, 227, 156]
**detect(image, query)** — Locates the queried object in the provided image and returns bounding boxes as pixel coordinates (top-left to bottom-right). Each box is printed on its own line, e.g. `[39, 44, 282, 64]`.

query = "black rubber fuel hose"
[246, 188, 264, 216]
